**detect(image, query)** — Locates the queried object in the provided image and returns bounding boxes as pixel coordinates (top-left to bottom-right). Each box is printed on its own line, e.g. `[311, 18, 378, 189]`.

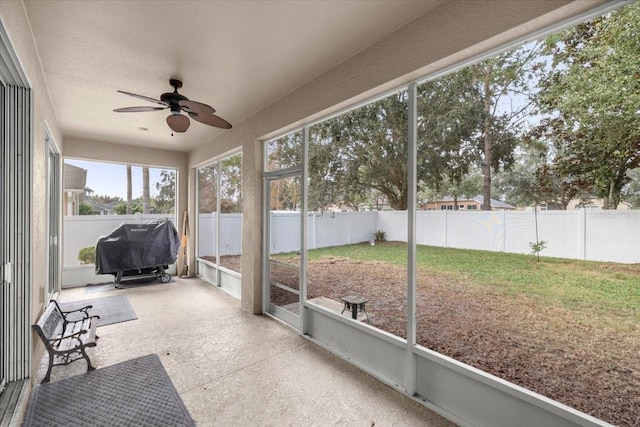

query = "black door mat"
[58, 295, 137, 327]
[23, 354, 195, 426]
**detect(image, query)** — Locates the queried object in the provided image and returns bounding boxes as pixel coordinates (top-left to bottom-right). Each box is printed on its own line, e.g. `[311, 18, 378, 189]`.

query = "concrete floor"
[35, 277, 455, 426]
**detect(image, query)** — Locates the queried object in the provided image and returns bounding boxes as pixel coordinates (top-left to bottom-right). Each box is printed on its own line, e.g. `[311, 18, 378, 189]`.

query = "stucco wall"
[1, 0, 67, 391]
[1, 1, 64, 314]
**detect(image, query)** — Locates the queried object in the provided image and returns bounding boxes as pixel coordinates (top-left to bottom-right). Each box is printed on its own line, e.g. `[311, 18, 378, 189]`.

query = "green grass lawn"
[305, 241, 640, 326]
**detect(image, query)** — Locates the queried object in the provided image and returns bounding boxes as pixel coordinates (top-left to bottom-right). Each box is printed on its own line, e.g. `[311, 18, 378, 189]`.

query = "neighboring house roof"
[90, 203, 110, 214]
[64, 163, 87, 191]
[89, 201, 117, 214]
[471, 195, 515, 210]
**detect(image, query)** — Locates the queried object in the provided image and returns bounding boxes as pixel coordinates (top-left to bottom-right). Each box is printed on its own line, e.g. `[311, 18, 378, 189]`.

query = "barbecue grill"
[95, 219, 180, 286]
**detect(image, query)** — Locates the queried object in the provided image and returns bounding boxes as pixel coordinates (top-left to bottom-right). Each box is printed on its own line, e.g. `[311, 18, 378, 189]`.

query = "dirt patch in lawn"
[222, 254, 639, 426]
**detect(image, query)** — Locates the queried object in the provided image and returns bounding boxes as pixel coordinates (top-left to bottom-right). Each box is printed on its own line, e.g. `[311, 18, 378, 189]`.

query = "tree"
[266, 132, 302, 172]
[126, 165, 132, 214]
[622, 168, 640, 209]
[532, 162, 590, 210]
[305, 47, 537, 212]
[198, 164, 217, 213]
[308, 92, 406, 210]
[493, 139, 548, 208]
[142, 166, 150, 213]
[270, 176, 300, 211]
[469, 44, 542, 209]
[308, 71, 487, 211]
[196, 155, 242, 214]
[534, 3, 640, 209]
[220, 154, 242, 213]
[78, 202, 93, 215]
[154, 169, 176, 214]
[115, 201, 142, 215]
[416, 69, 485, 202]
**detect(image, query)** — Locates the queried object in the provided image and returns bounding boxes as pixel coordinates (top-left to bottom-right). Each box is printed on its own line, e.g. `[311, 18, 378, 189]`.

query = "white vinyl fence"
[376, 209, 640, 263]
[63, 214, 177, 267]
[196, 209, 640, 263]
[196, 211, 377, 256]
[197, 213, 243, 258]
[64, 210, 640, 270]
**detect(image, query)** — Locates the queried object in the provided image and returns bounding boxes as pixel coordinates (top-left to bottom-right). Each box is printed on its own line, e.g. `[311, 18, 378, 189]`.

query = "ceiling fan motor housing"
[160, 92, 188, 110]
[114, 78, 232, 131]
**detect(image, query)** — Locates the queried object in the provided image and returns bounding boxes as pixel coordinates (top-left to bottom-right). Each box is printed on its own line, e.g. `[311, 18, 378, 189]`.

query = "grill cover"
[95, 219, 180, 274]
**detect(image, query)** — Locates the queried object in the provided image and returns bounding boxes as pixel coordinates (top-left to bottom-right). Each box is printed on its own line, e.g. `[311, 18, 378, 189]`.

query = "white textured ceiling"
[23, 0, 442, 152]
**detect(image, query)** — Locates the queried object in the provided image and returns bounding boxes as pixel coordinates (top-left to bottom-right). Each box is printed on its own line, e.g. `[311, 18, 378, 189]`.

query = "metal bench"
[32, 300, 100, 383]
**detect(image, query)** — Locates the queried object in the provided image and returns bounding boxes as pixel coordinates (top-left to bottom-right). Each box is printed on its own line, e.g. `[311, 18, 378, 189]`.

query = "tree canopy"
[267, 3, 640, 211]
[197, 154, 242, 214]
[305, 53, 535, 211]
[534, 3, 640, 209]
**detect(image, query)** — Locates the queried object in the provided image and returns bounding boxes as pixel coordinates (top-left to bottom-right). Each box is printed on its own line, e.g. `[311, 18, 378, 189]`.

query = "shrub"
[78, 246, 96, 265]
[78, 202, 93, 215]
[373, 229, 386, 243]
[529, 240, 547, 262]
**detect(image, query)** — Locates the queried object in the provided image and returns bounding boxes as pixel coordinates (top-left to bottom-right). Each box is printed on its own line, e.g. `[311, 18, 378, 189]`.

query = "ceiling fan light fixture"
[166, 113, 190, 133]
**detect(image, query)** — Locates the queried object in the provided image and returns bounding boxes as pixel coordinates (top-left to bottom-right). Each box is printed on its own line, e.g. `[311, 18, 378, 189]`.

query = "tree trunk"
[126, 165, 132, 214]
[605, 179, 616, 210]
[142, 167, 150, 213]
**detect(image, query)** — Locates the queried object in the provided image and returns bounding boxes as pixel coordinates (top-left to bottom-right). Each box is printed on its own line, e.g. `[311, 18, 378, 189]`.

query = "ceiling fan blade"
[178, 99, 215, 115]
[166, 113, 190, 133]
[114, 106, 167, 113]
[117, 90, 167, 106]
[188, 111, 232, 129]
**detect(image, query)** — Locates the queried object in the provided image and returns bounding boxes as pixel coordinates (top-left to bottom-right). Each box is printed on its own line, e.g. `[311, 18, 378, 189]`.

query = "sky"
[64, 159, 172, 200]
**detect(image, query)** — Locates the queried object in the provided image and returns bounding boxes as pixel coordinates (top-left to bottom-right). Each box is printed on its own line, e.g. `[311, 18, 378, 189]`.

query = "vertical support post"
[346, 211, 351, 245]
[215, 162, 222, 286]
[579, 208, 587, 260]
[444, 209, 448, 248]
[300, 126, 309, 334]
[502, 209, 507, 253]
[262, 175, 270, 314]
[312, 211, 316, 250]
[406, 84, 417, 395]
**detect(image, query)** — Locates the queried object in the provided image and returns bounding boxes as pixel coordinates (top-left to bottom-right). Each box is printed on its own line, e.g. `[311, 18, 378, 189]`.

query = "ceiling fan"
[114, 79, 232, 133]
